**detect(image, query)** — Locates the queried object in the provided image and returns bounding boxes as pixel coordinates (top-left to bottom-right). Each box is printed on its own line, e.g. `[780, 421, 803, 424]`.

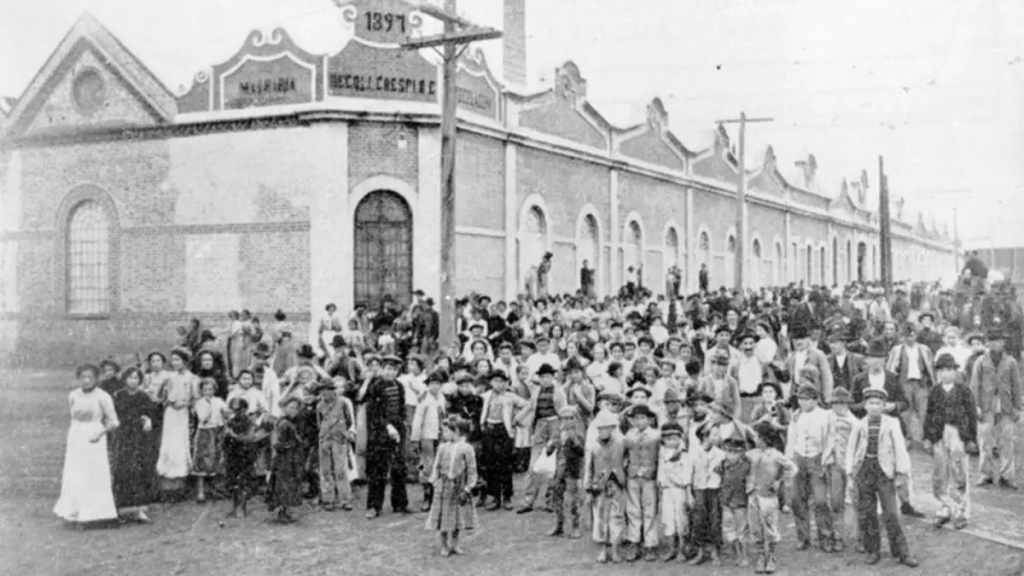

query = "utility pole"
[401, 1, 501, 350]
[878, 156, 893, 297]
[716, 113, 773, 291]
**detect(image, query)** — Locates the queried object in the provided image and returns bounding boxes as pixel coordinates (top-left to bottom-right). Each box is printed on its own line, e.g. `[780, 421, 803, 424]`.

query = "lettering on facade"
[222, 56, 314, 110]
[456, 86, 493, 113]
[328, 73, 436, 96]
[239, 77, 297, 96]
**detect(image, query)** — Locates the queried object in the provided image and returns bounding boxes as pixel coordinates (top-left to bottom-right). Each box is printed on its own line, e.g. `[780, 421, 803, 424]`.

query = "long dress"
[53, 387, 120, 522]
[157, 370, 198, 489]
[269, 416, 305, 509]
[111, 389, 160, 509]
[227, 320, 244, 378]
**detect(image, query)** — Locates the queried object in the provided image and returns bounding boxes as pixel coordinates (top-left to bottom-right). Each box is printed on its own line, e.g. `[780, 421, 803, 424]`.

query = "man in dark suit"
[828, 327, 866, 395]
[851, 338, 923, 519]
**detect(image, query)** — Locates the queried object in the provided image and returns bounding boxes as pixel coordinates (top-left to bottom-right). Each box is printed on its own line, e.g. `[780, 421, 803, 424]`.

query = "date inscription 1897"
[364, 11, 406, 34]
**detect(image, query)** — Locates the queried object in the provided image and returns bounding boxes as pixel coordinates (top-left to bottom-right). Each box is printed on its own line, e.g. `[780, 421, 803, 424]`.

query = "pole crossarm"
[400, 27, 502, 50]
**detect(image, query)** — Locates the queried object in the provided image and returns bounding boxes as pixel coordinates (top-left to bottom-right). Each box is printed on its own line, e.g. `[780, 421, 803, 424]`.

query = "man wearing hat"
[785, 321, 835, 410]
[517, 363, 568, 513]
[886, 323, 936, 447]
[786, 384, 837, 552]
[969, 326, 1021, 490]
[924, 353, 978, 529]
[361, 354, 410, 519]
[548, 405, 586, 539]
[704, 325, 741, 374]
[827, 327, 866, 399]
[479, 369, 529, 510]
[916, 312, 943, 354]
[314, 378, 356, 511]
[699, 350, 742, 421]
[282, 344, 330, 391]
[827, 387, 859, 552]
[846, 387, 919, 567]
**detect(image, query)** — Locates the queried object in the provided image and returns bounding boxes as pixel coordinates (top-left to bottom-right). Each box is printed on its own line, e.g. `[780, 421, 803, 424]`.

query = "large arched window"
[519, 205, 548, 291]
[699, 231, 711, 266]
[578, 213, 600, 292]
[67, 200, 112, 315]
[726, 234, 737, 287]
[774, 241, 783, 286]
[665, 227, 680, 270]
[626, 220, 643, 275]
[751, 238, 762, 288]
[354, 190, 413, 308]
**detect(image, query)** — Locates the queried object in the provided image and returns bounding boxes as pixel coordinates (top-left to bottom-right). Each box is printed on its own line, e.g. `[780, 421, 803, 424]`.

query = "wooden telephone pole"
[401, 1, 501, 350]
[715, 113, 773, 291]
[878, 156, 893, 297]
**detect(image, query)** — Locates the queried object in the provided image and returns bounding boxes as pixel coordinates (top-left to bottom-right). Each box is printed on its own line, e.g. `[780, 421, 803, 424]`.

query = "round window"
[72, 69, 106, 115]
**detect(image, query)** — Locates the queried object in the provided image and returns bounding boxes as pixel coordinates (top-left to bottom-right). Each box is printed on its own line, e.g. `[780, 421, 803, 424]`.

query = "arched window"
[751, 238, 762, 288]
[519, 205, 548, 291]
[774, 242, 783, 286]
[820, 246, 827, 285]
[726, 234, 737, 287]
[578, 213, 600, 292]
[626, 220, 643, 273]
[665, 227, 680, 269]
[354, 190, 413, 308]
[699, 231, 711, 264]
[67, 201, 112, 314]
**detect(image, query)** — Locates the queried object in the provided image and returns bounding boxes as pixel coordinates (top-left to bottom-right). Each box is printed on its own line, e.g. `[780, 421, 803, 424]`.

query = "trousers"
[748, 494, 780, 547]
[592, 482, 625, 544]
[900, 379, 930, 444]
[856, 458, 909, 559]
[625, 477, 658, 547]
[318, 439, 352, 505]
[979, 413, 1016, 483]
[482, 423, 515, 503]
[551, 474, 581, 528]
[792, 454, 834, 545]
[826, 463, 855, 541]
[722, 505, 749, 543]
[933, 425, 969, 521]
[691, 488, 722, 548]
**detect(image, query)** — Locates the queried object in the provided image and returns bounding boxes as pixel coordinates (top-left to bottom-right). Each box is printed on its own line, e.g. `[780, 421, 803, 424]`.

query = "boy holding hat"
[924, 353, 977, 529]
[517, 362, 567, 513]
[845, 387, 919, 567]
[622, 403, 661, 561]
[547, 405, 586, 538]
[584, 409, 627, 563]
[656, 421, 693, 562]
[748, 420, 798, 574]
[969, 326, 1021, 490]
[786, 383, 837, 552]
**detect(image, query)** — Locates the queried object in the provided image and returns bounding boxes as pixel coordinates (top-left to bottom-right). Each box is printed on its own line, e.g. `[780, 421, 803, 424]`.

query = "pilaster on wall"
[609, 169, 620, 290]
[416, 128, 441, 302]
[784, 211, 792, 283]
[310, 123, 348, 344]
[504, 142, 518, 302]
[686, 186, 694, 293]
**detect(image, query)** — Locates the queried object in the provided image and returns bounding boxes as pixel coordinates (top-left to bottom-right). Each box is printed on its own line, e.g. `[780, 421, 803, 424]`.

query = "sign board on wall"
[455, 50, 501, 121]
[222, 55, 316, 110]
[327, 41, 438, 102]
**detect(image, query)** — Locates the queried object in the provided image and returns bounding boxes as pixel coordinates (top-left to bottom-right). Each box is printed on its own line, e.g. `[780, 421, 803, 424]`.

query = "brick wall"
[456, 233, 505, 298]
[516, 147, 610, 239]
[456, 132, 504, 230]
[349, 122, 419, 191]
[519, 99, 608, 151]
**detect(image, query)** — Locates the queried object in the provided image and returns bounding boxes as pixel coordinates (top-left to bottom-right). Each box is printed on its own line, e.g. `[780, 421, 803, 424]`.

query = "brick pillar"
[503, 0, 527, 86]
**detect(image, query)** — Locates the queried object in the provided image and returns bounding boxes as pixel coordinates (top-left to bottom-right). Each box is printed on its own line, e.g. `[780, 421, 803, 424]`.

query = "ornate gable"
[617, 98, 686, 172]
[1, 13, 175, 142]
[747, 145, 784, 197]
[518, 61, 608, 150]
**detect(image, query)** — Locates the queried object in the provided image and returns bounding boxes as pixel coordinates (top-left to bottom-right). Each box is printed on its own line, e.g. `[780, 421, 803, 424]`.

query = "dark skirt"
[269, 450, 305, 508]
[110, 426, 160, 508]
[425, 477, 477, 533]
[224, 436, 257, 493]
[192, 428, 224, 476]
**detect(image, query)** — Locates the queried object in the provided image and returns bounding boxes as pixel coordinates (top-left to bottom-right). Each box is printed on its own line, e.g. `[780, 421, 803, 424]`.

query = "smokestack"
[503, 0, 526, 86]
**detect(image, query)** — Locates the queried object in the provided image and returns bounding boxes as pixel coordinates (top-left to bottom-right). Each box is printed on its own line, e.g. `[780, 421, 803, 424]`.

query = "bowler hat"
[660, 422, 684, 438]
[789, 322, 811, 340]
[686, 390, 714, 406]
[487, 369, 510, 382]
[627, 384, 653, 399]
[629, 404, 656, 419]
[736, 330, 758, 345]
[755, 381, 783, 399]
[965, 331, 985, 345]
[987, 327, 1007, 341]
[381, 354, 403, 367]
[253, 342, 273, 359]
[918, 312, 935, 323]
[536, 363, 558, 376]
[296, 344, 316, 359]
[934, 353, 959, 371]
[330, 334, 347, 349]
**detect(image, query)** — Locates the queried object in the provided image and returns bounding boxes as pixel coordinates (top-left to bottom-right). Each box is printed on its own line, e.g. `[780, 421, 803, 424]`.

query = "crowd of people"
[51, 269, 1023, 572]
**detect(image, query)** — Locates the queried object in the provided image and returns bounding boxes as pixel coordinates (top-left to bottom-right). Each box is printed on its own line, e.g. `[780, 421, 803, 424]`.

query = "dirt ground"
[2, 369, 1024, 576]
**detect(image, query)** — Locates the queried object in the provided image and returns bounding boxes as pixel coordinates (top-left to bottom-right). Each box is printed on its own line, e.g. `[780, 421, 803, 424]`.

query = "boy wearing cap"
[924, 353, 978, 529]
[969, 328, 1021, 490]
[748, 420, 798, 574]
[412, 372, 448, 512]
[479, 370, 529, 511]
[315, 380, 356, 511]
[786, 383, 837, 552]
[584, 410, 627, 563]
[827, 387, 859, 551]
[846, 388, 919, 567]
[517, 363, 567, 513]
[622, 403, 661, 561]
[656, 421, 693, 562]
[688, 408, 727, 567]
[720, 432, 753, 568]
[547, 405, 586, 538]
[361, 355, 411, 519]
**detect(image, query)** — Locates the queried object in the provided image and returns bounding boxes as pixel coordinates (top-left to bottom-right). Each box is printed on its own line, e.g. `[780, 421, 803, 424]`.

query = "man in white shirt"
[731, 331, 770, 423]
[525, 336, 562, 376]
[887, 324, 935, 447]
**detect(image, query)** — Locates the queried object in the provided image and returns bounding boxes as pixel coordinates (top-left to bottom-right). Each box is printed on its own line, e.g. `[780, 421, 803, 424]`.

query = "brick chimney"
[503, 0, 526, 86]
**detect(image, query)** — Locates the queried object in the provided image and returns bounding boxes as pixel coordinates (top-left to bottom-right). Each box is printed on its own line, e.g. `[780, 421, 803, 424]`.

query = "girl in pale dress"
[53, 363, 120, 525]
[192, 378, 228, 502]
[157, 347, 199, 498]
[226, 311, 244, 378]
[143, 351, 172, 402]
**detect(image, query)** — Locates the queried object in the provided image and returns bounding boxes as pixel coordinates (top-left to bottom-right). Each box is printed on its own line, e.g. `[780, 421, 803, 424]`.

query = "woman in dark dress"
[111, 367, 159, 523]
[194, 350, 231, 400]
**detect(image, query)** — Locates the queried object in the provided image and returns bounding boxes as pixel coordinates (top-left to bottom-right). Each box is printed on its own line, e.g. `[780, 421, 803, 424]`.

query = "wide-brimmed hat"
[660, 422, 684, 438]
[487, 369, 510, 382]
[736, 330, 758, 345]
[796, 383, 820, 399]
[629, 404, 656, 419]
[755, 381, 783, 399]
[536, 363, 558, 376]
[381, 354, 403, 367]
[253, 342, 272, 359]
[627, 384, 653, 399]
[663, 387, 683, 404]
[918, 312, 935, 323]
[296, 344, 317, 359]
[593, 410, 620, 428]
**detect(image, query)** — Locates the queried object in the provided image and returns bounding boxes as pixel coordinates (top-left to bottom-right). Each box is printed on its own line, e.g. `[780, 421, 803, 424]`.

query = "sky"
[2, 0, 1022, 248]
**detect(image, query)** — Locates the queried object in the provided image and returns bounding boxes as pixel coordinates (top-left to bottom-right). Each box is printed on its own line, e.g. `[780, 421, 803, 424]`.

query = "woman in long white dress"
[53, 363, 120, 523]
[156, 347, 199, 497]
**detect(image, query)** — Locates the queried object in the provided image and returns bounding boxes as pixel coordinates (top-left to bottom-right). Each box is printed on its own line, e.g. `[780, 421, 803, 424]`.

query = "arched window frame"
[56, 185, 120, 318]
